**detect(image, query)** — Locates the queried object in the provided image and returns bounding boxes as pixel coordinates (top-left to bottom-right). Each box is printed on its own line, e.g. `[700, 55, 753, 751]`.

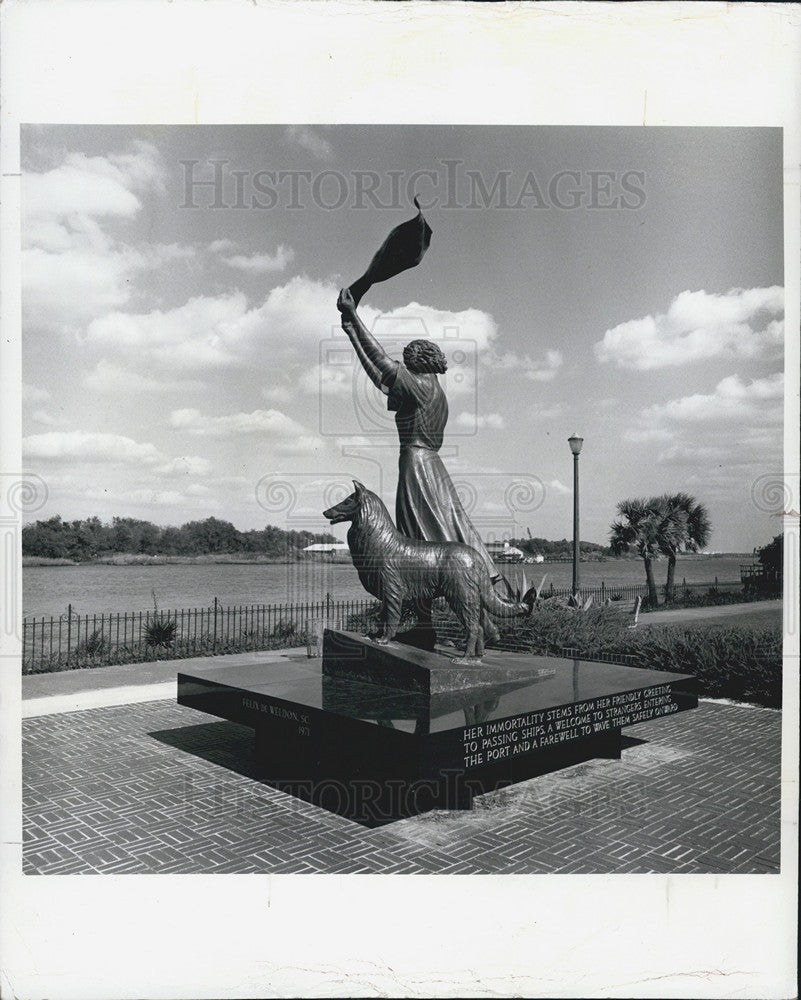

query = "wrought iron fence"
[22, 596, 377, 674]
[21, 579, 748, 673]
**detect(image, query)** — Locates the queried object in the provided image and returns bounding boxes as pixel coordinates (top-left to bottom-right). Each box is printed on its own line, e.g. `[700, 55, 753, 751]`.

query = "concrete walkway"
[22, 647, 309, 717]
[639, 599, 782, 630]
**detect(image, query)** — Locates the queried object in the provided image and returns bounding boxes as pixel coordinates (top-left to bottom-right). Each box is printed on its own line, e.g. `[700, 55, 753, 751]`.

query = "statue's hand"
[337, 287, 356, 316]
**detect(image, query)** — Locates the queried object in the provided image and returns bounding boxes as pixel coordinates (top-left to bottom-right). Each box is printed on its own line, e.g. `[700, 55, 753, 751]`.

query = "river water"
[22, 556, 747, 617]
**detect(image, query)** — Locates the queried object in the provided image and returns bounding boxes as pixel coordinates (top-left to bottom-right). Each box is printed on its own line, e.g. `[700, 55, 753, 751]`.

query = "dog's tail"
[481, 574, 538, 619]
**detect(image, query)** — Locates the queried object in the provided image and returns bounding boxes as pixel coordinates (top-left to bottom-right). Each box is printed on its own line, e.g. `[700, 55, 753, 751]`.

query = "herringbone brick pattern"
[22, 700, 781, 875]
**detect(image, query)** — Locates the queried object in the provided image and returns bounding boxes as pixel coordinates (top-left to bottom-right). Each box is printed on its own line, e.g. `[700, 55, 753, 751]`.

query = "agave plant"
[145, 589, 177, 648]
[499, 571, 548, 608]
[145, 616, 177, 648]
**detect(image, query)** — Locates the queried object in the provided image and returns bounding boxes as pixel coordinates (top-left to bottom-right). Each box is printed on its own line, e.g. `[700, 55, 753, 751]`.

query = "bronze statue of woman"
[337, 287, 499, 646]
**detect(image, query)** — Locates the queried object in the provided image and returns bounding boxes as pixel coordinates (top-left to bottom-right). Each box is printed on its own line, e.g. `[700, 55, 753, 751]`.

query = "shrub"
[495, 615, 781, 708]
[618, 625, 781, 708]
[75, 627, 108, 659]
[145, 616, 177, 648]
[271, 618, 300, 643]
[495, 604, 632, 656]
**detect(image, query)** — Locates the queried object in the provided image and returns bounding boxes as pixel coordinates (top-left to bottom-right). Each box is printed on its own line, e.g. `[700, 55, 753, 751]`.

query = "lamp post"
[568, 434, 584, 597]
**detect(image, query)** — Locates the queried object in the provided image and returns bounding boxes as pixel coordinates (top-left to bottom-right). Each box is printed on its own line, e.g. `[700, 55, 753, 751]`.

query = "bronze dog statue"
[323, 481, 536, 664]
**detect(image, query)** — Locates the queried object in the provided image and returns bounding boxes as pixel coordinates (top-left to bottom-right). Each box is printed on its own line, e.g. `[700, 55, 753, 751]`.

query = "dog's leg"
[453, 622, 481, 664]
[450, 581, 483, 665]
[375, 588, 402, 645]
[394, 596, 437, 652]
[481, 608, 499, 646]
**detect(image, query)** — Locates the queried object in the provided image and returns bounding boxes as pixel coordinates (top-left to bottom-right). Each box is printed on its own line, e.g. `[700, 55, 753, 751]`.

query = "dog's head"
[323, 480, 367, 525]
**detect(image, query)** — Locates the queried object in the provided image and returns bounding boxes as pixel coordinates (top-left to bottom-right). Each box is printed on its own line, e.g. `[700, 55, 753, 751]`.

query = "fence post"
[601, 581, 605, 601]
[212, 597, 218, 653]
[66, 603, 72, 665]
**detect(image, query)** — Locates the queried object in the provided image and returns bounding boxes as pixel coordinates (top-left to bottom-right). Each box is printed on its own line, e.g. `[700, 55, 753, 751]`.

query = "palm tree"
[657, 493, 712, 602]
[609, 497, 672, 608]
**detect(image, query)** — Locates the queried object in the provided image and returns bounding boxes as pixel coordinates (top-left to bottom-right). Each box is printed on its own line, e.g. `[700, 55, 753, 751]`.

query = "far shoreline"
[23, 552, 753, 568]
[22, 554, 307, 568]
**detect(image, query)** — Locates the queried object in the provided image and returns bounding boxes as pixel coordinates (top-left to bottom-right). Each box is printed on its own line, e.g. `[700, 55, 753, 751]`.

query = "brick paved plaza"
[23, 694, 781, 876]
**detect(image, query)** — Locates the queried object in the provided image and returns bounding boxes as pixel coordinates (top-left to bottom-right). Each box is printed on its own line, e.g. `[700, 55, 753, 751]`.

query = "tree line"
[22, 515, 338, 562]
[507, 537, 611, 560]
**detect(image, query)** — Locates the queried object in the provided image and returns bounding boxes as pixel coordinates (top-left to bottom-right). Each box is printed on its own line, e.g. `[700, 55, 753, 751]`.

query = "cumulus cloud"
[455, 411, 506, 430]
[299, 362, 353, 397]
[169, 407, 327, 456]
[237, 276, 347, 346]
[373, 303, 498, 354]
[22, 383, 51, 405]
[284, 125, 333, 160]
[24, 430, 163, 465]
[22, 142, 190, 334]
[595, 286, 784, 370]
[643, 372, 783, 425]
[30, 410, 62, 428]
[530, 402, 563, 419]
[273, 436, 325, 456]
[128, 487, 220, 508]
[22, 430, 211, 478]
[221, 246, 295, 273]
[85, 293, 251, 370]
[200, 277, 501, 393]
[208, 239, 237, 254]
[622, 427, 673, 444]
[155, 456, 213, 476]
[261, 384, 295, 404]
[23, 142, 164, 224]
[83, 359, 207, 394]
[483, 347, 563, 382]
[169, 406, 322, 449]
[626, 372, 784, 470]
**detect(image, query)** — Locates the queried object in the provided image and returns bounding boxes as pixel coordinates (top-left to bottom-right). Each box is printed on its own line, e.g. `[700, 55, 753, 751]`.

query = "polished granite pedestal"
[177, 630, 697, 825]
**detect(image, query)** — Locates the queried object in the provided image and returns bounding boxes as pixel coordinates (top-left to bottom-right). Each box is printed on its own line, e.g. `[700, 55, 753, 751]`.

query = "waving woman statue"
[336, 287, 499, 645]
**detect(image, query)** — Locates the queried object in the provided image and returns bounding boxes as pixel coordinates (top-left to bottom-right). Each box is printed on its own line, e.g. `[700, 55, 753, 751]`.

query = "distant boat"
[487, 541, 525, 564]
[302, 542, 351, 562]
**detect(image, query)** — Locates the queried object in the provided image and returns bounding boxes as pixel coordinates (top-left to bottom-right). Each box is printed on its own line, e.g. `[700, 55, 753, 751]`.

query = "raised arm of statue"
[337, 287, 397, 392]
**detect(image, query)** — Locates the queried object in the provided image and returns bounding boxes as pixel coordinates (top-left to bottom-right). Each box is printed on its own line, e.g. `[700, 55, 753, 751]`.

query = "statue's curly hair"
[403, 339, 448, 375]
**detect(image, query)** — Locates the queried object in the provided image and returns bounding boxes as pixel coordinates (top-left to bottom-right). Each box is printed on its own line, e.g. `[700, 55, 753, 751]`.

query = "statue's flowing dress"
[383, 362, 497, 579]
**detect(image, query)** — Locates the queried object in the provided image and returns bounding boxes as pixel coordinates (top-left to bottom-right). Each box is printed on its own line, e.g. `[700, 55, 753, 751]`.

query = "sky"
[20, 125, 785, 551]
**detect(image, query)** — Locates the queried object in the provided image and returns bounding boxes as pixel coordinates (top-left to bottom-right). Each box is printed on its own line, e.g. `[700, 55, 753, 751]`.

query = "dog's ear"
[352, 479, 366, 494]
